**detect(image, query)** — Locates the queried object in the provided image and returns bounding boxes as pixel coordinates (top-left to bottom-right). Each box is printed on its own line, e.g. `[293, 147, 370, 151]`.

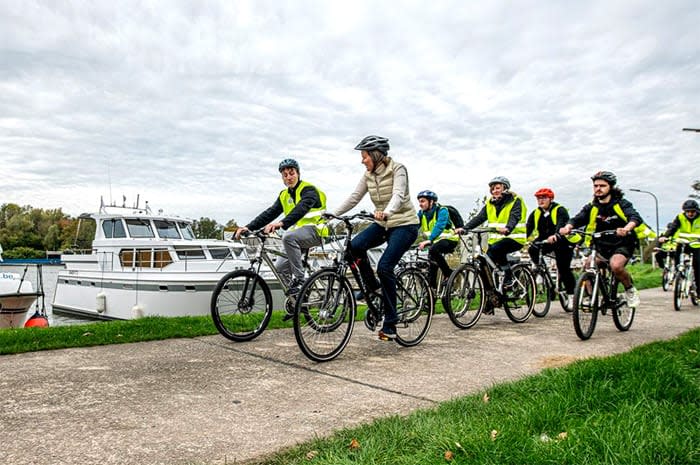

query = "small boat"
[52, 198, 282, 321]
[0, 267, 44, 328]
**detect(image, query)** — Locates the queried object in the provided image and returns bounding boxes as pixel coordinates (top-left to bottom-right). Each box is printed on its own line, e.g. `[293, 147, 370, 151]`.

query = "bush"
[2, 247, 46, 259]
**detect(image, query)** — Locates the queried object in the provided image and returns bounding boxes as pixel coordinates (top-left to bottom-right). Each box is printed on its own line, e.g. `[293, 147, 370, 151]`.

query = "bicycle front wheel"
[503, 264, 535, 323]
[293, 269, 356, 362]
[394, 267, 434, 347]
[444, 263, 484, 329]
[573, 271, 599, 340]
[210, 270, 272, 342]
[610, 277, 635, 331]
[531, 268, 552, 318]
[673, 271, 687, 311]
[662, 268, 672, 292]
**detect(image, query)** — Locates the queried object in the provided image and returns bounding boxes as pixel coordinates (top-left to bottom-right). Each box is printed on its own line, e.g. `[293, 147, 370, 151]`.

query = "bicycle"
[673, 240, 699, 311]
[653, 245, 676, 292]
[398, 246, 452, 307]
[443, 228, 536, 329]
[569, 229, 636, 340]
[293, 212, 434, 362]
[210, 230, 318, 342]
[528, 239, 574, 317]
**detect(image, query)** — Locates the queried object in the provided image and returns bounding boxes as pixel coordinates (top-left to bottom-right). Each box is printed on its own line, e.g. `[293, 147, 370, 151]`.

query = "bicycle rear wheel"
[503, 264, 535, 323]
[531, 268, 552, 318]
[293, 269, 355, 362]
[394, 267, 434, 347]
[444, 263, 484, 329]
[210, 270, 272, 342]
[573, 271, 599, 340]
[611, 277, 635, 331]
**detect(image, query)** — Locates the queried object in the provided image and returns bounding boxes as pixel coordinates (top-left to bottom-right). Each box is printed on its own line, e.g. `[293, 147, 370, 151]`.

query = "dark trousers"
[486, 238, 523, 284]
[528, 240, 576, 294]
[675, 245, 700, 290]
[350, 222, 419, 325]
[428, 239, 458, 288]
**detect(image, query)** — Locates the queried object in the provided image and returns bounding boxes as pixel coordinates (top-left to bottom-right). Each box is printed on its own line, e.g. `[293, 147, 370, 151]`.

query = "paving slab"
[1, 288, 699, 465]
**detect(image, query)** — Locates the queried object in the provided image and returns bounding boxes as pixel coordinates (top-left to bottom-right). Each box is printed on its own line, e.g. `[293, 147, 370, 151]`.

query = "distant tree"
[224, 219, 238, 229]
[193, 217, 222, 239]
[2, 246, 44, 259]
[43, 224, 63, 251]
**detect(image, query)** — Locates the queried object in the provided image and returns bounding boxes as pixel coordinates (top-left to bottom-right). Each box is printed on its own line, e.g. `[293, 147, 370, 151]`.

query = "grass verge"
[253, 327, 700, 465]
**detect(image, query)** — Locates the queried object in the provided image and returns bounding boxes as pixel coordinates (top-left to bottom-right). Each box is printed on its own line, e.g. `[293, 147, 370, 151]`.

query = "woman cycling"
[331, 135, 419, 341]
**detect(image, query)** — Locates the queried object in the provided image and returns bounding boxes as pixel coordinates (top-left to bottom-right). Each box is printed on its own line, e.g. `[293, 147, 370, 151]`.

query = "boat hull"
[52, 270, 286, 320]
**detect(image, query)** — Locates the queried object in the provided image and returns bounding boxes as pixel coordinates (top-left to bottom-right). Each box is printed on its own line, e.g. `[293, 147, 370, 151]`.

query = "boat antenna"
[136, 194, 140, 210]
[107, 159, 113, 205]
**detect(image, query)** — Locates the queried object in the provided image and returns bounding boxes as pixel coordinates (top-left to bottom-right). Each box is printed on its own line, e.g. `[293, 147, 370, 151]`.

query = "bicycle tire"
[503, 263, 535, 323]
[293, 268, 356, 362]
[662, 268, 672, 292]
[444, 263, 484, 329]
[611, 277, 635, 331]
[531, 268, 552, 318]
[394, 267, 434, 347]
[573, 271, 599, 340]
[210, 270, 272, 342]
[673, 271, 687, 311]
[690, 268, 698, 306]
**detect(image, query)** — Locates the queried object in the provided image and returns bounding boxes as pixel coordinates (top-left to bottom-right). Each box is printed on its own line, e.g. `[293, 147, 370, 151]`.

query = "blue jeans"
[350, 222, 419, 325]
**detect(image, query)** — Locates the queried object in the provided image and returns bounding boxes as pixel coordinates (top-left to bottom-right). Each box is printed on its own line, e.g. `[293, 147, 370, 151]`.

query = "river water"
[0, 263, 92, 327]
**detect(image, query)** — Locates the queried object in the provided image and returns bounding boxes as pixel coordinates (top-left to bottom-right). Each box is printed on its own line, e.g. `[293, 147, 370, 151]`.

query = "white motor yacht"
[52, 200, 283, 321]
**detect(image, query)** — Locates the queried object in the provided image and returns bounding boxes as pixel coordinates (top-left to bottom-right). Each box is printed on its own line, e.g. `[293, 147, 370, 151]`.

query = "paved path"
[1, 288, 699, 465]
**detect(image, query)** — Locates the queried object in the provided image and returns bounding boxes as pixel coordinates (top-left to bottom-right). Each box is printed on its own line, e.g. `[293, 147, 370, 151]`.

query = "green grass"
[0, 263, 663, 355]
[250, 328, 700, 465]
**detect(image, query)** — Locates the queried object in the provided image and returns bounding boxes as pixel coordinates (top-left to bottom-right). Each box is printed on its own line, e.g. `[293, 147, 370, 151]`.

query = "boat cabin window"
[174, 246, 206, 260]
[125, 219, 155, 238]
[102, 219, 127, 239]
[208, 246, 232, 259]
[178, 222, 195, 240]
[154, 220, 181, 239]
[119, 248, 173, 268]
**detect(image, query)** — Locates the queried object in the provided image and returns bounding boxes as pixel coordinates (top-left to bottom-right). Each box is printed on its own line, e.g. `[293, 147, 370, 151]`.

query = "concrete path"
[1, 288, 699, 465]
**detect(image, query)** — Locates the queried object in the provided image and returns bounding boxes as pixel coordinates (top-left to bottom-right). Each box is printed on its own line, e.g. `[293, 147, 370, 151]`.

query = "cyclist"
[526, 187, 580, 308]
[235, 158, 328, 318]
[416, 190, 459, 290]
[559, 171, 643, 308]
[330, 135, 419, 341]
[659, 199, 700, 294]
[456, 176, 527, 296]
[654, 222, 677, 269]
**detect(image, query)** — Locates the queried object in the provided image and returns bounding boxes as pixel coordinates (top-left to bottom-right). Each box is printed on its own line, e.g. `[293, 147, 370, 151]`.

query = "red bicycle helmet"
[534, 188, 555, 199]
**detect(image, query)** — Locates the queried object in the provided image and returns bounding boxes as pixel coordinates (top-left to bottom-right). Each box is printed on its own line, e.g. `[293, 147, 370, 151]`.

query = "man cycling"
[659, 199, 700, 295]
[559, 171, 643, 308]
[457, 176, 527, 293]
[655, 222, 677, 270]
[526, 188, 580, 308]
[416, 190, 459, 290]
[235, 158, 328, 319]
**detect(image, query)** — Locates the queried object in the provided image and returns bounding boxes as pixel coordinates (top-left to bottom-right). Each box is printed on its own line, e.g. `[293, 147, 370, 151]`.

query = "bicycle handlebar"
[457, 227, 496, 235]
[322, 211, 375, 223]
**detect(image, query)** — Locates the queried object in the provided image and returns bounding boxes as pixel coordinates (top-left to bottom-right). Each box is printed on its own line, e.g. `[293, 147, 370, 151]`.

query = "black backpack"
[440, 204, 464, 229]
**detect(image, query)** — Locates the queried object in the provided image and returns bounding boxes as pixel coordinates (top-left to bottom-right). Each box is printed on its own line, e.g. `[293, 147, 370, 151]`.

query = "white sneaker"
[566, 295, 573, 310]
[624, 287, 640, 308]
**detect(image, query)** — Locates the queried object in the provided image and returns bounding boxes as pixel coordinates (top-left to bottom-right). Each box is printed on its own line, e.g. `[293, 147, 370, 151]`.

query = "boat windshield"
[102, 219, 127, 238]
[154, 220, 181, 239]
[178, 222, 195, 240]
[125, 219, 155, 238]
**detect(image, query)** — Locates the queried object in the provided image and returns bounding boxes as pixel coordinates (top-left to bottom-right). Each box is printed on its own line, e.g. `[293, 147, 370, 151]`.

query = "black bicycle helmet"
[354, 135, 390, 154]
[682, 199, 699, 212]
[488, 176, 511, 190]
[591, 170, 617, 186]
[417, 190, 438, 202]
[278, 158, 300, 172]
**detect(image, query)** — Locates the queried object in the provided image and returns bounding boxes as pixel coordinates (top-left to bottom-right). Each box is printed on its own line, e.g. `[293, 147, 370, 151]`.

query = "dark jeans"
[428, 239, 457, 288]
[486, 238, 523, 284]
[528, 240, 576, 294]
[350, 222, 419, 325]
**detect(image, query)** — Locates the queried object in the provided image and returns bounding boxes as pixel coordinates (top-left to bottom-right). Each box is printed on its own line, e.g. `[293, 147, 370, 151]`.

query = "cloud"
[1, 0, 698, 231]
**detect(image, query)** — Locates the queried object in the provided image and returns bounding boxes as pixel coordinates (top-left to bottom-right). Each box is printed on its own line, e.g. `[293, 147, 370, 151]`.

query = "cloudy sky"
[2, 0, 699, 232]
